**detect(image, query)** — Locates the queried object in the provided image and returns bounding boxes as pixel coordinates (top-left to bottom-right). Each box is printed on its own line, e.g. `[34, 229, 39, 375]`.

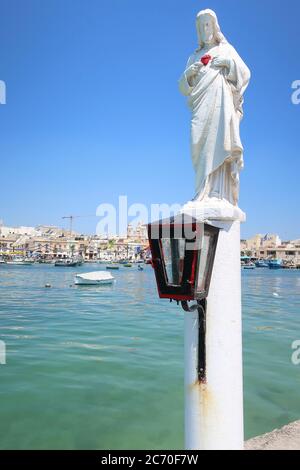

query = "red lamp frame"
[148, 214, 219, 301]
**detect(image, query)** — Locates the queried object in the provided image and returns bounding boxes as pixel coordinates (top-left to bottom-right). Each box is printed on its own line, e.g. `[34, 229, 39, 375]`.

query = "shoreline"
[245, 421, 300, 450]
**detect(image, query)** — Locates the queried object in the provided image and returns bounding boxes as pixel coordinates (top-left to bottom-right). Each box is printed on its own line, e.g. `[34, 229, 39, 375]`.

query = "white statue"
[179, 9, 250, 219]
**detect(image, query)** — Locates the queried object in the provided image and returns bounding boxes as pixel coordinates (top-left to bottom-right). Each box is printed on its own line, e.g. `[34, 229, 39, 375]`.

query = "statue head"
[196, 9, 227, 49]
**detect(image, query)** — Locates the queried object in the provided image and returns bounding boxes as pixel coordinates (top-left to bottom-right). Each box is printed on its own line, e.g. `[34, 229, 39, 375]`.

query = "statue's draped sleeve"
[178, 54, 196, 96]
[224, 45, 251, 119]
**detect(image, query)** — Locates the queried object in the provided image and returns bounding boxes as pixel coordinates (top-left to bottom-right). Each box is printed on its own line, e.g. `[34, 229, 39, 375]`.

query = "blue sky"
[0, 0, 299, 239]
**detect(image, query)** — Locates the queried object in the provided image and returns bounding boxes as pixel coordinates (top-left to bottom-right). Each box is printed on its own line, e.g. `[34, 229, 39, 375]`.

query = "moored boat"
[242, 263, 255, 270]
[255, 260, 269, 268]
[268, 259, 282, 270]
[74, 271, 115, 285]
[6, 257, 34, 265]
[55, 258, 83, 267]
[282, 262, 297, 269]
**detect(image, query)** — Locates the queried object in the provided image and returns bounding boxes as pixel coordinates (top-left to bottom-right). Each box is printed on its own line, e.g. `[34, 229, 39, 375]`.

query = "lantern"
[148, 213, 219, 303]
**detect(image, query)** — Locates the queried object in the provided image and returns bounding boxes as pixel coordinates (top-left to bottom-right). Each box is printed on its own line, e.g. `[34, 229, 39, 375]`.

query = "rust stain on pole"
[196, 382, 215, 412]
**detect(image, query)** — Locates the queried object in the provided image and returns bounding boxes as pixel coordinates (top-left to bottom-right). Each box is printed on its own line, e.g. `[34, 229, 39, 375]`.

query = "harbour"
[0, 263, 299, 449]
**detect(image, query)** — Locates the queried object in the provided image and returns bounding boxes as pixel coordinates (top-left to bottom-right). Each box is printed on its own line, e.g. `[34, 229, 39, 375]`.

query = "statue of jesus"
[179, 9, 250, 209]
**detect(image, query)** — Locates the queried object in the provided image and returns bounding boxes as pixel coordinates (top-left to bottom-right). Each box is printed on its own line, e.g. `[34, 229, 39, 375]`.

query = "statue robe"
[179, 42, 250, 205]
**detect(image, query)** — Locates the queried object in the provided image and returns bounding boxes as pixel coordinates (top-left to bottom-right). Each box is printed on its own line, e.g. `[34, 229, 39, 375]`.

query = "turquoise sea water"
[0, 264, 299, 449]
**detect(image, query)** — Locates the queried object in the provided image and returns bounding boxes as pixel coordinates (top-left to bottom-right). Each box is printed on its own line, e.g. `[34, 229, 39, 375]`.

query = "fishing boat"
[74, 271, 115, 285]
[282, 261, 297, 269]
[55, 258, 82, 267]
[255, 260, 269, 268]
[138, 265, 144, 271]
[243, 263, 255, 270]
[241, 256, 251, 265]
[268, 259, 282, 270]
[6, 257, 33, 265]
[123, 263, 132, 267]
[106, 265, 119, 270]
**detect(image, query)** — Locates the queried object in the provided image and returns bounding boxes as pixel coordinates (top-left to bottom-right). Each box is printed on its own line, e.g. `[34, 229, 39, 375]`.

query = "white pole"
[184, 220, 244, 450]
[184, 309, 201, 449]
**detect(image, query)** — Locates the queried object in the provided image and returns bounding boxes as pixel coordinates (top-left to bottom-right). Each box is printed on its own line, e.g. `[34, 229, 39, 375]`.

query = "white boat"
[6, 257, 33, 265]
[74, 271, 115, 285]
[55, 258, 83, 267]
[242, 263, 255, 270]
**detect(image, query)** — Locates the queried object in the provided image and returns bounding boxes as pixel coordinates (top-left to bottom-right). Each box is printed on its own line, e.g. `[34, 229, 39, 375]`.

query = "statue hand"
[185, 62, 202, 79]
[212, 56, 231, 69]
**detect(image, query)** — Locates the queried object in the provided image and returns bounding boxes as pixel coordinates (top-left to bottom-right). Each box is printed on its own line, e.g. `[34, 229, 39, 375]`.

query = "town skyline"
[1, 219, 300, 243]
[1, 221, 300, 268]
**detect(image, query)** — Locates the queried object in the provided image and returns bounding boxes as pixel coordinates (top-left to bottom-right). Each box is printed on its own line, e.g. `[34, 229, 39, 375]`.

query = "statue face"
[198, 14, 214, 45]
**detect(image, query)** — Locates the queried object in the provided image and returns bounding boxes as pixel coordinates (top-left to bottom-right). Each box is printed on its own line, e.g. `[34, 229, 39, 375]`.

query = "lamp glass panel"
[160, 238, 185, 285]
[196, 233, 213, 293]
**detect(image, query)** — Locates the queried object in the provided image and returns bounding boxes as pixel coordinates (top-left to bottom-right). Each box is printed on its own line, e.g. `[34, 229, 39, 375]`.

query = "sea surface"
[0, 263, 299, 449]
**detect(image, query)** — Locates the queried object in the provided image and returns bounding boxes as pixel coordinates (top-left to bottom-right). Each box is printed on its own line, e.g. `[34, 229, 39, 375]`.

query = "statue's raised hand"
[212, 56, 230, 69]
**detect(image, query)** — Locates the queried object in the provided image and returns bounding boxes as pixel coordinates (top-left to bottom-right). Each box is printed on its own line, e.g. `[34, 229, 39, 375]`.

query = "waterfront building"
[240, 234, 300, 265]
[0, 234, 20, 255]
